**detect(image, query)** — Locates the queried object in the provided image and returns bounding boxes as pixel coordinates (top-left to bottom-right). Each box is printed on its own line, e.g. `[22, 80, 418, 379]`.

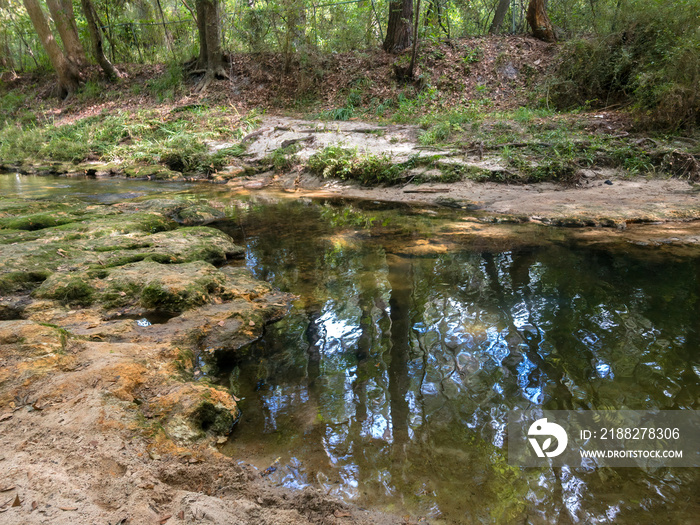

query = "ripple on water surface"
[209, 198, 700, 524]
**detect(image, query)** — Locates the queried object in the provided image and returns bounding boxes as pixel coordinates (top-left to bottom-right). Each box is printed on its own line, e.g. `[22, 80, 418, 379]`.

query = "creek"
[2, 173, 698, 523]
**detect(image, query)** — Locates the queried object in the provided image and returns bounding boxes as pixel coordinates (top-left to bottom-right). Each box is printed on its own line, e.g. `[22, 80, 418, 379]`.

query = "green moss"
[0, 270, 51, 293]
[175, 204, 225, 225]
[0, 212, 79, 231]
[34, 276, 95, 306]
[122, 164, 181, 180]
[141, 282, 185, 312]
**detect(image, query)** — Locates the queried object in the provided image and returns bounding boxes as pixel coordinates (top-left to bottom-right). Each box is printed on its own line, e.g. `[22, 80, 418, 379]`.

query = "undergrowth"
[547, 0, 699, 129]
[0, 106, 256, 173]
[307, 145, 407, 184]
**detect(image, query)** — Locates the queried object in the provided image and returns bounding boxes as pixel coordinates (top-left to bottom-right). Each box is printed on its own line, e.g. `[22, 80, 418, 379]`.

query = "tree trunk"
[195, 0, 207, 69]
[154, 0, 175, 58]
[45, 0, 87, 65]
[194, 0, 227, 89]
[489, 0, 511, 34]
[383, 0, 412, 53]
[22, 0, 81, 96]
[526, 0, 556, 42]
[80, 0, 120, 79]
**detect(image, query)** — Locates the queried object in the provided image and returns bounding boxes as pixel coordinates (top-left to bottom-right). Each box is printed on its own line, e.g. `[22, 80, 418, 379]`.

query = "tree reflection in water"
[216, 198, 700, 524]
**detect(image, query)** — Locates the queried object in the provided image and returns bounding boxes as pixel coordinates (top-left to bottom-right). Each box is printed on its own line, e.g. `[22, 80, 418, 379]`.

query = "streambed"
[211, 198, 699, 523]
[1, 173, 698, 524]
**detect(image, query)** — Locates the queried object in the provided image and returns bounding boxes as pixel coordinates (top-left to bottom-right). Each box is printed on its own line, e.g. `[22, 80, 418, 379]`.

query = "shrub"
[307, 145, 405, 185]
[548, 0, 699, 129]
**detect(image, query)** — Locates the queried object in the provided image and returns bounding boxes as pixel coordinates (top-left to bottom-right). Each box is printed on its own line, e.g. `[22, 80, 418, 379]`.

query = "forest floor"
[1, 35, 700, 524]
[2, 35, 698, 218]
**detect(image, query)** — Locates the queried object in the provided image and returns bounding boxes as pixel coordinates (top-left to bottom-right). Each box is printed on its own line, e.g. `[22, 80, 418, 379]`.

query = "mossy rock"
[118, 198, 227, 226]
[32, 274, 95, 306]
[0, 211, 81, 231]
[122, 164, 181, 180]
[0, 270, 51, 294]
[100, 260, 225, 312]
[0, 199, 244, 301]
[175, 204, 226, 225]
[192, 401, 236, 434]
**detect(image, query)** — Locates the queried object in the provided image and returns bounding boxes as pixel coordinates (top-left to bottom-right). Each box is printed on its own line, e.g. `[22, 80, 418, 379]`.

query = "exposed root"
[656, 150, 700, 180]
[194, 66, 230, 93]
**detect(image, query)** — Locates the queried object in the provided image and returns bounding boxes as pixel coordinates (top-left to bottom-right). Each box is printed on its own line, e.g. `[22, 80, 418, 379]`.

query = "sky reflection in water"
[212, 198, 699, 524]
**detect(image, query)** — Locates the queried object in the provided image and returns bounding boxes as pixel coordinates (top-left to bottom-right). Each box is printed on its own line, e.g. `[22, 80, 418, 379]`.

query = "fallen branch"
[240, 128, 269, 143]
[280, 136, 315, 148]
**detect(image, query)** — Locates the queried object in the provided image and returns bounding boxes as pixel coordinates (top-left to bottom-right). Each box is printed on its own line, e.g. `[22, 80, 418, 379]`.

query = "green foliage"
[307, 145, 405, 185]
[147, 62, 184, 102]
[0, 106, 250, 172]
[549, 0, 700, 129]
[79, 80, 104, 102]
[391, 87, 440, 123]
[262, 143, 301, 171]
[462, 46, 483, 65]
[419, 121, 453, 145]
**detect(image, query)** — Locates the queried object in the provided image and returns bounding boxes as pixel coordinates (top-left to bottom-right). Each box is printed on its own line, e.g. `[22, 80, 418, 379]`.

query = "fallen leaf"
[0, 487, 15, 493]
[217, 320, 225, 327]
[334, 509, 351, 518]
[248, 321, 255, 326]
[31, 501, 37, 510]
[59, 506, 78, 511]
[159, 515, 172, 524]
[11, 495, 20, 507]
[0, 413, 12, 422]
[177, 510, 184, 519]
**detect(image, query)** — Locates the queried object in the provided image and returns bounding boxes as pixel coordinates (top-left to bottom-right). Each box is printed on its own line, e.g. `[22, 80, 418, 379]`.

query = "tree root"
[194, 66, 230, 93]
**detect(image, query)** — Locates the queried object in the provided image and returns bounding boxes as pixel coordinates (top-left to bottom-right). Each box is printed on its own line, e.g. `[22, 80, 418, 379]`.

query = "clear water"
[213, 198, 700, 524]
[2, 173, 698, 523]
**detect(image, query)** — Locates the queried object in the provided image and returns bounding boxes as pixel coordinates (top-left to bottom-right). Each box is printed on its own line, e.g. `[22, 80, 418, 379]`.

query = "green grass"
[262, 143, 301, 171]
[0, 105, 256, 173]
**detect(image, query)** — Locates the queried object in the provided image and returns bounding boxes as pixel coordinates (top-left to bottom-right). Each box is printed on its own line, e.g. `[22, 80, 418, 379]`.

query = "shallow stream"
[3, 174, 698, 523]
[215, 198, 700, 524]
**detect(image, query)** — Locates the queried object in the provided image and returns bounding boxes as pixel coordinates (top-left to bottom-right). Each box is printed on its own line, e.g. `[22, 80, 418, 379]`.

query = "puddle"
[102, 311, 179, 325]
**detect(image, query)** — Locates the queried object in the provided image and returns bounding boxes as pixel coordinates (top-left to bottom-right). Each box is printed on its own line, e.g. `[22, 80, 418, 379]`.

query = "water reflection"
[215, 199, 700, 523]
[0, 172, 196, 202]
